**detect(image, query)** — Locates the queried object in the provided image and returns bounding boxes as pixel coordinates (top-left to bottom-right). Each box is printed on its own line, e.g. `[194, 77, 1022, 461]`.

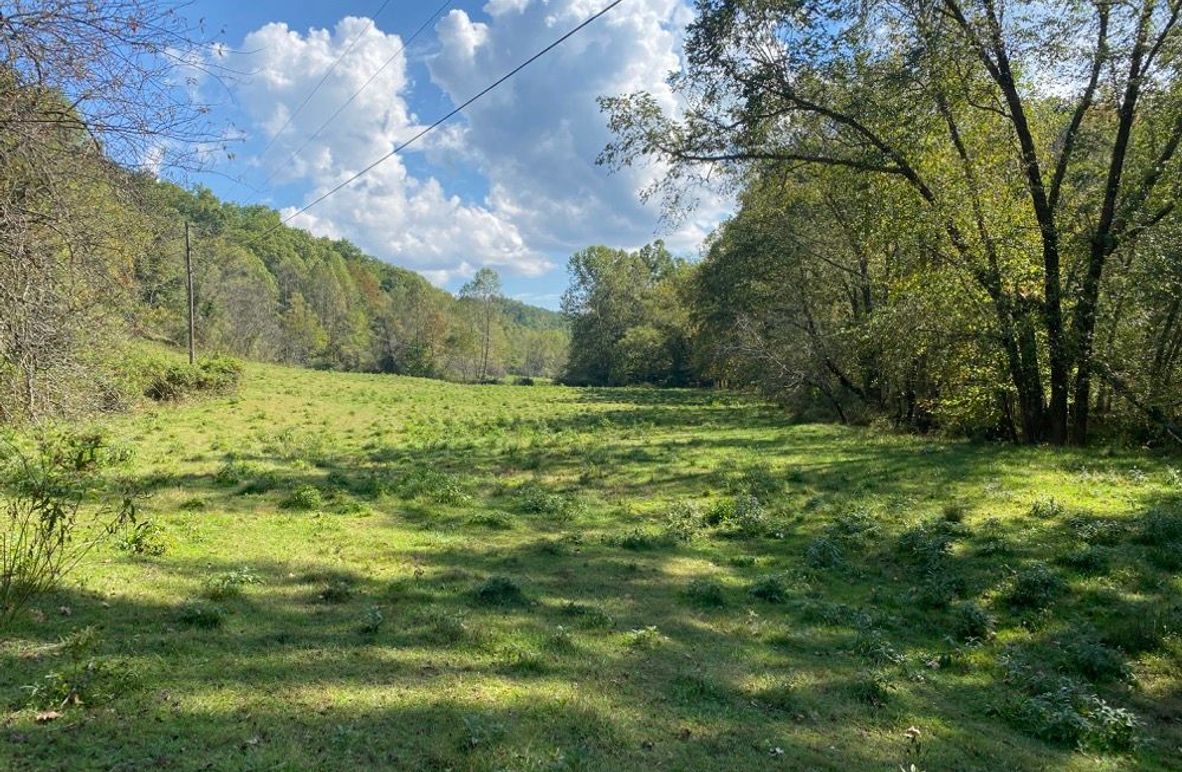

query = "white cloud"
[215, 2, 729, 287]
[220, 16, 545, 281]
[427, 0, 731, 255]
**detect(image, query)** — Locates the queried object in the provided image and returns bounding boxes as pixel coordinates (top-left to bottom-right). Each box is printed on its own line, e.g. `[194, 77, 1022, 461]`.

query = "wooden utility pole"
[184, 221, 195, 365]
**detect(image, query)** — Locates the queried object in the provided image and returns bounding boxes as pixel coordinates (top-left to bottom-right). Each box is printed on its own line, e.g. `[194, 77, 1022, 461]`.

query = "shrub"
[1059, 545, 1110, 574]
[1005, 564, 1064, 610]
[852, 628, 904, 665]
[281, 484, 324, 511]
[357, 606, 384, 635]
[560, 601, 614, 629]
[942, 501, 967, 523]
[952, 602, 996, 641]
[115, 519, 168, 557]
[1068, 516, 1127, 546]
[1, 431, 137, 627]
[318, 580, 354, 604]
[397, 468, 470, 504]
[177, 600, 225, 628]
[728, 495, 768, 536]
[896, 521, 954, 568]
[23, 627, 139, 711]
[213, 459, 255, 487]
[684, 577, 727, 607]
[844, 670, 891, 706]
[516, 484, 581, 519]
[1137, 509, 1182, 545]
[468, 511, 514, 530]
[142, 355, 243, 402]
[625, 625, 667, 649]
[613, 527, 667, 551]
[915, 572, 965, 610]
[1029, 497, 1066, 519]
[496, 644, 546, 674]
[662, 501, 704, 542]
[472, 576, 527, 607]
[1061, 639, 1131, 683]
[201, 567, 261, 600]
[1006, 677, 1140, 751]
[805, 536, 844, 569]
[748, 573, 790, 604]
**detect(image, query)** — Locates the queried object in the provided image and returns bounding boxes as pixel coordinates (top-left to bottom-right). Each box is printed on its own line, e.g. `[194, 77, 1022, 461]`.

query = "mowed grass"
[3, 361, 1182, 770]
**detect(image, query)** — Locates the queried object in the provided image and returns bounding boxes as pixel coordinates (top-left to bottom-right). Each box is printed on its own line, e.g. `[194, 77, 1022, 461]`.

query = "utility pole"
[184, 221, 195, 365]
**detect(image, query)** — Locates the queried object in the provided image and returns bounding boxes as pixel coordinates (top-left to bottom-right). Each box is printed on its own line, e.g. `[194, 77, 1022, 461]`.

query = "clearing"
[3, 362, 1181, 770]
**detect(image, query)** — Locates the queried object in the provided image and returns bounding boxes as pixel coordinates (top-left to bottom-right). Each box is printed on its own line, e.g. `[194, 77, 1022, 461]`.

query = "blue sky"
[178, 0, 728, 308]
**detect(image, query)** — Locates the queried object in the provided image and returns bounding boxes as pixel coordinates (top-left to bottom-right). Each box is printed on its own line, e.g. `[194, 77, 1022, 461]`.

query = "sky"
[179, 0, 729, 309]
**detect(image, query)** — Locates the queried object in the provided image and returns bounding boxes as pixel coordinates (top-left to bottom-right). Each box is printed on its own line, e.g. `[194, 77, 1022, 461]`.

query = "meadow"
[2, 361, 1181, 770]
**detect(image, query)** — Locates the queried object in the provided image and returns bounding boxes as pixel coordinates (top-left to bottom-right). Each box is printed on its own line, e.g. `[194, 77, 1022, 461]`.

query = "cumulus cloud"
[427, 0, 729, 255]
[216, 1, 729, 286]
[220, 16, 545, 282]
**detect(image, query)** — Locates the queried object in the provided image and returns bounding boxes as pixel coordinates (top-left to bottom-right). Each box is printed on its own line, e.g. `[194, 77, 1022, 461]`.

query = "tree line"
[571, 0, 1182, 446]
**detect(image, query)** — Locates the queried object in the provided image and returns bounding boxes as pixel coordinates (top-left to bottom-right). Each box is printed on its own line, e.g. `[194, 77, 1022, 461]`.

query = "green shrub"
[23, 627, 139, 711]
[516, 483, 581, 518]
[805, 536, 844, 569]
[748, 573, 790, 604]
[1, 431, 137, 627]
[318, 580, 354, 604]
[142, 355, 242, 402]
[844, 670, 891, 706]
[662, 501, 704, 542]
[684, 577, 727, 607]
[397, 468, 470, 504]
[468, 511, 514, 530]
[1005, 677, 1140, 751]
[201, 567, 261, 600]
[357, 606, 384, 635]
[115, 520, 169, 557]
[625, 625, 666, 649]
[952, 602, 995, 641]
[281, 484, 325, 511]
[472, 576, 527, 607]
[177, 600, 225, 628]
[1005, 564, 1064, 610]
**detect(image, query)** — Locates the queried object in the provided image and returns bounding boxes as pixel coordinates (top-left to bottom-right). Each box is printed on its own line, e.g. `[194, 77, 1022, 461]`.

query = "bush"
[952, 602, 996, 641]
[684, 577, 727, 607]
[1, 431, 137, 627]
[397, 468, 470, 505]
[1006, 677, 1140, 751]
[357, 606, 384, 635]
[1005, 564, 1064, 610]
[516, 483, 581, 519]
[177, 600, 225, 628]
[472, 576, 527, 607]
[201, 567, 261, 600]
[142, 355, 242, 402]
[662, 501, 704, 542]
[318, 580, 354, 604]
[114, 520, 168, 557]
[280, 484, 324, 511]
[805, 536, 844, 569]
[23, 627, 139, 712]
[748, 573, 790, 604]
[468, 511, 514, 530]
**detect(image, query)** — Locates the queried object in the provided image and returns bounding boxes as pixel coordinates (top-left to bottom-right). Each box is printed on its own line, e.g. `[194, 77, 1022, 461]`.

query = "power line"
[262, 0, 455, 188]
[258, 0, 625, 241]
[255, 0, 394, 162]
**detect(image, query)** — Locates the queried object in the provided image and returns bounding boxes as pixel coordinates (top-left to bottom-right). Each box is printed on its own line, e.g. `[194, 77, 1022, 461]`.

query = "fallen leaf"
[34, 711, 62, 723]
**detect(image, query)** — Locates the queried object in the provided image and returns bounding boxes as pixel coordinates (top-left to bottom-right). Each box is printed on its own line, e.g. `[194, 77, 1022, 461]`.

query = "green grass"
[3, 361, 1181, 770]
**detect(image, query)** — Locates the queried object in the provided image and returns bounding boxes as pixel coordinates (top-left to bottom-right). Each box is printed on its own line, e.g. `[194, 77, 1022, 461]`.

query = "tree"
[460, 268, 503, 382]
[601, 0, 1182, 445]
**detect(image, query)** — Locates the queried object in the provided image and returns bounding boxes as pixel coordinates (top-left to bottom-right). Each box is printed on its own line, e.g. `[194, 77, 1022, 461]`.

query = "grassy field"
[3, 361, 1181, 770]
